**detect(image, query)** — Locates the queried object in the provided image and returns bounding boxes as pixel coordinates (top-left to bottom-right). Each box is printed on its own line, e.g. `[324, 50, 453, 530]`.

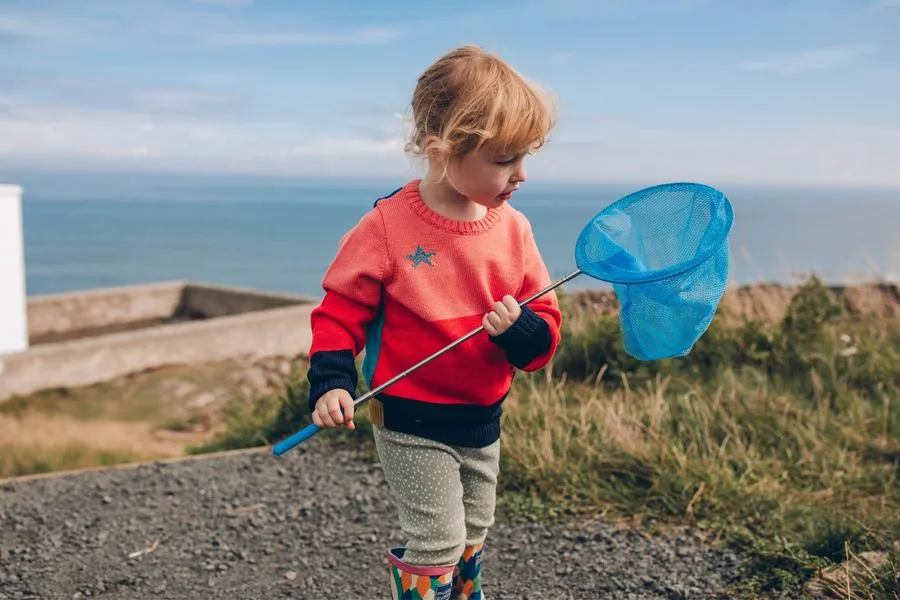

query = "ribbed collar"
[402, 179, 506, 235]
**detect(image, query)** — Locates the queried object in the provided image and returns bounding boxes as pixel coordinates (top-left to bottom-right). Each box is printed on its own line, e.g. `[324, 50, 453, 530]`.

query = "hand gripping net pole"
[273, 182, 734, 455]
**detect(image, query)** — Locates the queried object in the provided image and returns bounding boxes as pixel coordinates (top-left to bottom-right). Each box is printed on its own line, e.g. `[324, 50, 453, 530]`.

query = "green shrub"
[189, 368, 373, 454]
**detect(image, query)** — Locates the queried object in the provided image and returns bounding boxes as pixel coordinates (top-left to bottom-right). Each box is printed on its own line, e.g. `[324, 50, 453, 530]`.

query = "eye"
[494, 155, 518, 165]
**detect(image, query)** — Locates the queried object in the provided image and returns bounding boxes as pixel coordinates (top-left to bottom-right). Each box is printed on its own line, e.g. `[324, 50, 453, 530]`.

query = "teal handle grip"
[272, 423, 320, 455]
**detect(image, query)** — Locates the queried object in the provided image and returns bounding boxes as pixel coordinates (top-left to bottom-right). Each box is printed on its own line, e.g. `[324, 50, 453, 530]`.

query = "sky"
[0, 0, 898, 188]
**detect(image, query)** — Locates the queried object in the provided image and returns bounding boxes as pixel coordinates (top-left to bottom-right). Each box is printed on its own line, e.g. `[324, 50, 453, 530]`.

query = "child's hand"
[483, 295, 522, 336]
[312, 389, 356, 430]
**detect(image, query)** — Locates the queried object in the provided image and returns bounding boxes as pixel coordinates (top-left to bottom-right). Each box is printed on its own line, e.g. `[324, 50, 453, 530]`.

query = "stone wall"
[0, 282, 316, 402]
[26, 281, 185, 342]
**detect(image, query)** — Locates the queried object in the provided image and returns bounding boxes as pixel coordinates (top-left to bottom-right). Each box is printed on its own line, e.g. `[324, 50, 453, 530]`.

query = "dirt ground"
[0, 443, 745, 599]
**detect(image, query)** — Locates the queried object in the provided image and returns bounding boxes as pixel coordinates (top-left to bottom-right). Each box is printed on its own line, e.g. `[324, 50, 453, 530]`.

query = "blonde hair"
[405, 45, 557, 168]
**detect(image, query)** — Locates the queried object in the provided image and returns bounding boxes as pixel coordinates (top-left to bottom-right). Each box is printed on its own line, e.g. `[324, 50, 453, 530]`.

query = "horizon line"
[3, 164, 900, 193]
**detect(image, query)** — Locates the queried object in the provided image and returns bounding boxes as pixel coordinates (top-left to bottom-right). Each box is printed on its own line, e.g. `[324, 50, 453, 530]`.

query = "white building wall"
[0, 184, 29, 355]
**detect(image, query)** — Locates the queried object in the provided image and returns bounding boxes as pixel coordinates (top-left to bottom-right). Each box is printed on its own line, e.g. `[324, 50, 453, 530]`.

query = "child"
[306, 45, 563, 599]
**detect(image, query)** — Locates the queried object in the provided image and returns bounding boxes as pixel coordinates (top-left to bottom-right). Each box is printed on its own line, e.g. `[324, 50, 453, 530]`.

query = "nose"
[512, 159, 527, 184]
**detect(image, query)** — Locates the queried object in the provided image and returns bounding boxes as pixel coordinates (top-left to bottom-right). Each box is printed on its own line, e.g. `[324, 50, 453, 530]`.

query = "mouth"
[497, 188, 517, 201]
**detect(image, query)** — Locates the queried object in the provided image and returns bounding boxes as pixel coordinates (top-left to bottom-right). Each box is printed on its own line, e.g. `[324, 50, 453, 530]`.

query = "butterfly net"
[574, 182, 734, 360]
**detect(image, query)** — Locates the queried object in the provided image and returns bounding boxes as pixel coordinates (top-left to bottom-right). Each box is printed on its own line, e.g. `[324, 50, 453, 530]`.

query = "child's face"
[445, 145, 527, 208]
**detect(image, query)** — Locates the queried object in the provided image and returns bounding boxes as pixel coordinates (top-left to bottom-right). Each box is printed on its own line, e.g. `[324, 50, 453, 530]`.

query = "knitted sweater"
[306, 179, 562, 447]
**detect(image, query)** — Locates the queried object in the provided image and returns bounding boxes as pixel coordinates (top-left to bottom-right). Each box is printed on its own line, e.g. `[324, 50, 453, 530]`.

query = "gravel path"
[0, 441, 746, 599]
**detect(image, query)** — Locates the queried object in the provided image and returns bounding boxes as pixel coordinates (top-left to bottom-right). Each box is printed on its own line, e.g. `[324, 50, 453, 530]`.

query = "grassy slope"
[194, 277, 899, 598]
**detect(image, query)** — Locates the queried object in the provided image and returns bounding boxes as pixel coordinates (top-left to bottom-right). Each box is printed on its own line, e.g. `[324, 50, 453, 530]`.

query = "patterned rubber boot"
[451, 543, 485, 599]
[388, 548, 454, 600]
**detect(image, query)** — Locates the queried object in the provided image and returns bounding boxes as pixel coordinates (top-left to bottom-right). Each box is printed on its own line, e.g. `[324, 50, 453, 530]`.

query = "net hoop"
[574, 181, 734, 285]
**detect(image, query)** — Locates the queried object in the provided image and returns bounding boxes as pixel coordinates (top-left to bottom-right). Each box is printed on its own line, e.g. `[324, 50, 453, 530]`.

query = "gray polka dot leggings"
[373, 425, 501, 568]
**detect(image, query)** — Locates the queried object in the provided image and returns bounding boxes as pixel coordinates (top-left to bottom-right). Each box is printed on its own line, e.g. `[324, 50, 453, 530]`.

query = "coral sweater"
[306, 180, 562, 447]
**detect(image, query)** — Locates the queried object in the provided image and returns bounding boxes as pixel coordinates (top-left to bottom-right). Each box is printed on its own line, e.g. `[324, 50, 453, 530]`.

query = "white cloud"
[530, 0, 710, 19]
[132, 88, 243, 113]
[0, 13, 54, 38]
[211, 27, 398, 47]
[524, 123, 900, 188]
[288, 136, 404, 156]
[0, 5, 201, 44]
[193, 0, 254, 6]
[3, 104, 898, 188]
[0, 104, 410, 177]
[3, 75, 249, 119]
[740, 44, 875, 74]
[826, 126, 900, 140]
[0, 5, 398, 48]
[0, 11, 99, 42]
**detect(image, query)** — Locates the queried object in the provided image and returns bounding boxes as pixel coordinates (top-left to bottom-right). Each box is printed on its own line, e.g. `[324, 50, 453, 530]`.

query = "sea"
[7, 170, 900, 298]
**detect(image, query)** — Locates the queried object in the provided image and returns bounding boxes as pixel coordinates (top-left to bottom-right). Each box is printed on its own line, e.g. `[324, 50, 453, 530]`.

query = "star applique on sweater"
[406, 245, 437, 268]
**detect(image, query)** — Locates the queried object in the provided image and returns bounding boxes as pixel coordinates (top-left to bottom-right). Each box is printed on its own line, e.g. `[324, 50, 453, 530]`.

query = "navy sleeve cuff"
[488, 306, 551, 369]
[307, 350, 358, 412]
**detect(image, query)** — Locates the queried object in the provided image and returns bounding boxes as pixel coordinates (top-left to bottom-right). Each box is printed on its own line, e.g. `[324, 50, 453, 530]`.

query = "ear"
[423, 135, 451, 168]
[422, 135, 442, 158]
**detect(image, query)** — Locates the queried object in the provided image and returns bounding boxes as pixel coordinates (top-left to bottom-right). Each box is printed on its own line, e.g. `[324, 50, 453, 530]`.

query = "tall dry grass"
[0, 412, 191, 478]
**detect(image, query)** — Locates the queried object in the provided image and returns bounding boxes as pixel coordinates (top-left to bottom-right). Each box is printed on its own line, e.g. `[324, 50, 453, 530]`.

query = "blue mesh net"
[575, 182, 734, 360]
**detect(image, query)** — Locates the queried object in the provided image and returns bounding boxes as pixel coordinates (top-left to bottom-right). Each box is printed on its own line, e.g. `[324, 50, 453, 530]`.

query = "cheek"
[490, 170, 510, 188]
[453, 160, 508, 195]
[475, 165, 506, 185]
